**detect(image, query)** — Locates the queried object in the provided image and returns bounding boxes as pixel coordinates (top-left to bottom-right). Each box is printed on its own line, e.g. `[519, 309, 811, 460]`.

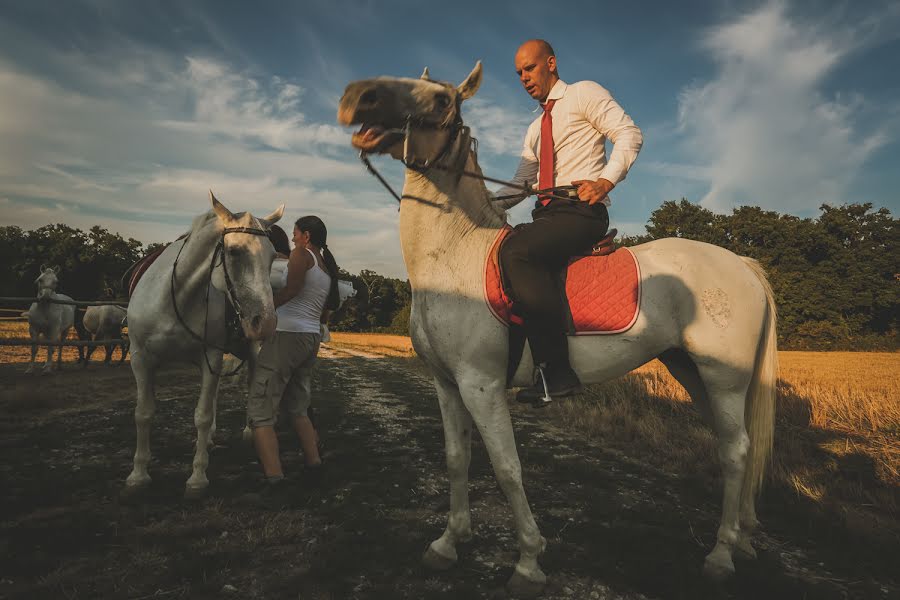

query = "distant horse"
[124, 192, 283, 500]
[80, 304, 129, 366]
[25, 266, 76, 375]
[338, 63, 777, 593]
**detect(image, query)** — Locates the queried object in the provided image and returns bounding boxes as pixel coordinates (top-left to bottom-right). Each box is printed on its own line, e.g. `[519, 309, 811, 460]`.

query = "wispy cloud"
[669, 2, 896, 213]
[0, 45, 415, 275]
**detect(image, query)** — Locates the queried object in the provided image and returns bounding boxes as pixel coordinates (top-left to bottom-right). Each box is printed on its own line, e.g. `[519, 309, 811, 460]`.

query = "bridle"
[359, 98, 582, 206]
[170, 224, 270, 374]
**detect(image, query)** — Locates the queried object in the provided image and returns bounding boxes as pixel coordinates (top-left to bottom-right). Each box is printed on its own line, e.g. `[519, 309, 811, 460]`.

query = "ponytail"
[295, 215, 341, 310]
[322, 245, 341, 310]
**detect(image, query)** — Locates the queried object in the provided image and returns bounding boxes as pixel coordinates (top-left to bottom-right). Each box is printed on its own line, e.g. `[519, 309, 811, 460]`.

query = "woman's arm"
[273, 247, 312, 308]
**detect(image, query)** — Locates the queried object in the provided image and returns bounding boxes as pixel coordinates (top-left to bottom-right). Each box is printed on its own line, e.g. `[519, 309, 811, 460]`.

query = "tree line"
[0, 223, 412, 333]
[1, 201, 895, 349]
[619, 201, 897, 350]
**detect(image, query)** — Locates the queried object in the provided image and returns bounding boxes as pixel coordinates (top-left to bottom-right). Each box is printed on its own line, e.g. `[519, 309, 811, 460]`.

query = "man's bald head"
[517, 39, 555, 60]
[515, 39, 559, 102]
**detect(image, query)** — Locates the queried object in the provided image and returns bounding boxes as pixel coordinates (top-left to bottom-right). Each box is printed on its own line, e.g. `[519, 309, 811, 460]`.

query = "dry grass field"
[328, 331, 416, 357]
[550, 353, 899, 538]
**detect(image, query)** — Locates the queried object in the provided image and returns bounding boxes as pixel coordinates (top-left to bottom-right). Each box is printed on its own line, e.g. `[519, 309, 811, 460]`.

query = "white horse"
[124, 192, 283, 500]
[25, 266, 76, 375]
[80, 304, 129, 366]
[338, 63, 777, 594]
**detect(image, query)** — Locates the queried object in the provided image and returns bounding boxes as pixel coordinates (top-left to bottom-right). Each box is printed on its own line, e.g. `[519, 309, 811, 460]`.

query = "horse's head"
[338, 62, 483, 164]
[209, 191, 284, 341]
[35, 266, 59, 302]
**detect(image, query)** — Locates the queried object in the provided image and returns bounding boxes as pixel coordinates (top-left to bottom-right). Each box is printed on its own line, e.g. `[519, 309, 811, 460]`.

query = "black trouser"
[501, 199, 609, 369]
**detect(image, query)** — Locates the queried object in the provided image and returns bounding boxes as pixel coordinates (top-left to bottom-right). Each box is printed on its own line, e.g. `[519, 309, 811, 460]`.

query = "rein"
[170, 225, 269, 375]
[359, 113, 581, 205]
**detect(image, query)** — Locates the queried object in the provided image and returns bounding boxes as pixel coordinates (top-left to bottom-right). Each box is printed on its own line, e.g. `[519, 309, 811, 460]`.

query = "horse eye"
[435, 94, 451, 109]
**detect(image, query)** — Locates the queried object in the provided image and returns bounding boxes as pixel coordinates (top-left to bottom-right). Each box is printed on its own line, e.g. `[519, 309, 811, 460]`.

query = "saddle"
[126, 244, 170, 297]
[484, 226, 641, 383]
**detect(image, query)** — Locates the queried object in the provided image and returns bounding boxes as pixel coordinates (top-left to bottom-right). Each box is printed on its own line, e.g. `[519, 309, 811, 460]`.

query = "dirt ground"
[0, 352, 897, 600]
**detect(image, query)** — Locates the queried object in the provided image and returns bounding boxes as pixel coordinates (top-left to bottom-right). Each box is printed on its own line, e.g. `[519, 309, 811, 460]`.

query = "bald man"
[497, 39, 643, 405]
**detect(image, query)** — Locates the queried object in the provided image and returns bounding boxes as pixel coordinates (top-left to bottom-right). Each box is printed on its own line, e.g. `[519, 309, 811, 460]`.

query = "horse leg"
[103, 342, 113, 365]
[26, 327, 38, 374]
[693, 359, 751, 581]
[658, 349, 713, 427]
[208, 379, 219, 447]
[185, 352, 221, 499]
[42, 337, 55, 374]
[459, 379, 546, 597]
[85, 335, 97, 366]
[56, 334, 65, 371]
[118, 339, 128, 365]
[124, 350, 157, 494]
[423, 376, 474, 570]
[735, 491, 759, 561]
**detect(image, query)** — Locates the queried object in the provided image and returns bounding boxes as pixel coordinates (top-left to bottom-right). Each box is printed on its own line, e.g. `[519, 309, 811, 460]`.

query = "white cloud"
[0, 48, 416, 276]
[465, 96, 534, 156]
[671, 2, 895, 212]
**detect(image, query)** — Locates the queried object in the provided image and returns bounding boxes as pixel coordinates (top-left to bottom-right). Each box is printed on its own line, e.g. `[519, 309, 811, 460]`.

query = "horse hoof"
[703, 551, 736, 581]
[506, 570, 547, 599]
[184, 485, 208, 502]
[422, 546, 456, 571]
[734, 537, 757, 561]
[119, 483, 149, 504]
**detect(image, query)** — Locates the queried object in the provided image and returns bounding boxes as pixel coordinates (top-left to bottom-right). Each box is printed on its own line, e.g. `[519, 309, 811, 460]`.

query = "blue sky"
[1, 0, 898, 278]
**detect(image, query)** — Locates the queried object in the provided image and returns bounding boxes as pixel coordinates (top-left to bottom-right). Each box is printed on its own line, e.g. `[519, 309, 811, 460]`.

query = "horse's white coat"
[25, 267, 76, 374]
[339, 64, 778, 590]
[124, 193, 283, 498]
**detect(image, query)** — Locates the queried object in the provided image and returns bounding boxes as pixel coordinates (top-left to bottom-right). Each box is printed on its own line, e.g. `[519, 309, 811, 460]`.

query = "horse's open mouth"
[351, 124, 403, 153]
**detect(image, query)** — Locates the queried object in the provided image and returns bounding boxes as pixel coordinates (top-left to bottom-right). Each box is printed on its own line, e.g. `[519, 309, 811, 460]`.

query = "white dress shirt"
[496, 79, 643, 207]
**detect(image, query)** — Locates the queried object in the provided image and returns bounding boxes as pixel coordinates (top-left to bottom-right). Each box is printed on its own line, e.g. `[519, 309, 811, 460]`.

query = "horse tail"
[740, 257, 778, 503]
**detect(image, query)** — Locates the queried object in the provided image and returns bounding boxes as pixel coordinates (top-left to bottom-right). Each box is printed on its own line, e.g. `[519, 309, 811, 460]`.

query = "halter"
[359, 101, 583, 206]
[170, 223, 270, 374]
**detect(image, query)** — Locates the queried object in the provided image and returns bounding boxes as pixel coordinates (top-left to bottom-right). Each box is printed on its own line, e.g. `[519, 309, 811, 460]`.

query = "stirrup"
[533, 364, 553, 407]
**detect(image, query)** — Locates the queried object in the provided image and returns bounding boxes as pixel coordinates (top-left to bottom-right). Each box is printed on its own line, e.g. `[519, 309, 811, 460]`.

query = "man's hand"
[572, 178, 614, 205]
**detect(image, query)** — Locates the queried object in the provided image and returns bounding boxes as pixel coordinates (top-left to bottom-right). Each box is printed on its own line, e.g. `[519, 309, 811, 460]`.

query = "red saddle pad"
[484, 226, 640, 334]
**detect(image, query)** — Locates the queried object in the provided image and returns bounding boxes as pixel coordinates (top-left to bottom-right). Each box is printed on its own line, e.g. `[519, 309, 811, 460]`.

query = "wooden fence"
[0, 296, 129, 350]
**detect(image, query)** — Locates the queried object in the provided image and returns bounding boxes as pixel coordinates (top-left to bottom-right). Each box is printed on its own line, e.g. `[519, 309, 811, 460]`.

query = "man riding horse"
[497, 39, 643, 403]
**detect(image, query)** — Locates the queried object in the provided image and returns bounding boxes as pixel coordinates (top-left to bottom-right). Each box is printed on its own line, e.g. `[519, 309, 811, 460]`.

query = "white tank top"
[275, 248, 332, 333]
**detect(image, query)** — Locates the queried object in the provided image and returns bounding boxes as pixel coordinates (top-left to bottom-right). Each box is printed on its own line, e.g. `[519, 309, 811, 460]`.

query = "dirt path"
[0, 357, 896, 599]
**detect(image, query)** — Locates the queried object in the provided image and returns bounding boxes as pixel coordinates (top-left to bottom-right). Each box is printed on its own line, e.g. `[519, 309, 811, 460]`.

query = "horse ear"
[210, 190, 235, 222]
[420, 67, 431, 81]
[258, 204, 285, 229]
[457, 61, 483, 100]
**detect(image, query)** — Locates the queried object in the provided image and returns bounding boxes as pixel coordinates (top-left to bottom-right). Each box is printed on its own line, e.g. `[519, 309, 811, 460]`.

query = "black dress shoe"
[515, 366, 581, 407]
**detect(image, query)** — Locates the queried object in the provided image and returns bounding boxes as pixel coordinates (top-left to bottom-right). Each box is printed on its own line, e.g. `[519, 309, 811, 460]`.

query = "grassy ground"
[4, 324, 896, 540]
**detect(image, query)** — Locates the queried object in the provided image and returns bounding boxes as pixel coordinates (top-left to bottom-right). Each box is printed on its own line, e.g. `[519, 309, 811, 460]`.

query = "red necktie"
[538, 99, 556, 206]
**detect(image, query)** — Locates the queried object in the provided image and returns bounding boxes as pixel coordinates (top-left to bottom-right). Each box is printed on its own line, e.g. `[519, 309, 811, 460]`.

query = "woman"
[246, 216, 340, 493]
